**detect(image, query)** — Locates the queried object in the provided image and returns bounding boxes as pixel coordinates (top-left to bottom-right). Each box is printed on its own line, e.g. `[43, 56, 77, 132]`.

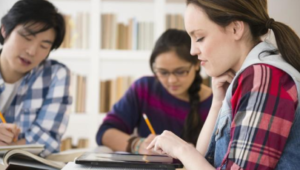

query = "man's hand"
[0, 123, 20, 146]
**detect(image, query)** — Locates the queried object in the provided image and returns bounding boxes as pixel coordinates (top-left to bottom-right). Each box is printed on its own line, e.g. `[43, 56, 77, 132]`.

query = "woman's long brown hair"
[187, 0, 300, 72]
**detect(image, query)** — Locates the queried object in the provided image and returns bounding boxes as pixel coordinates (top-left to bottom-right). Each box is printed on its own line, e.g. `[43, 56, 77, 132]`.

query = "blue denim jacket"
[205, 42, 300, 169]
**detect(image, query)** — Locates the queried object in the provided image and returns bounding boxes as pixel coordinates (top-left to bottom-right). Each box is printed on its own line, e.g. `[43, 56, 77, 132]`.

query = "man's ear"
[1, 26, 6, 38]
[230, 20, 245, 40]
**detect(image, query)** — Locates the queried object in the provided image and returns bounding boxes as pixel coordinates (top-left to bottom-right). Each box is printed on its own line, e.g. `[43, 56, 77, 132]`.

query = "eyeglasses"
[154, 64, 193, 79]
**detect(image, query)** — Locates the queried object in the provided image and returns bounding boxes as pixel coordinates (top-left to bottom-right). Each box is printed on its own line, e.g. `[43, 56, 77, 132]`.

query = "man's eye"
[40, 46, 47, 49]
[41, 45, 50, 50]
[20, 34, 32, 41]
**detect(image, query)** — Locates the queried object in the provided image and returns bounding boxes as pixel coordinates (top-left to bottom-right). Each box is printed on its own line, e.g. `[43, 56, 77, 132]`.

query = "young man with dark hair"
[0, 0, 72, 157]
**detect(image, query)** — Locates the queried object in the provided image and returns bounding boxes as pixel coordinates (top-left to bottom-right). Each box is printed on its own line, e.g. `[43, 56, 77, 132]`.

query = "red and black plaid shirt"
[220, 64, 298, 170]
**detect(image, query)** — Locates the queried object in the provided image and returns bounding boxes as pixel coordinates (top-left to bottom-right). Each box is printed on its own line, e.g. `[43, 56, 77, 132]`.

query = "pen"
[143, 113, 156, 135]
[0, 111, 17, 142]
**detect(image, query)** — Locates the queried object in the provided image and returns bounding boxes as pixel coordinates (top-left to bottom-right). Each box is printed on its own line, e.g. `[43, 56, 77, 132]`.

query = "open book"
[0, 144, 44, 155]
[0, 145, 65, 170]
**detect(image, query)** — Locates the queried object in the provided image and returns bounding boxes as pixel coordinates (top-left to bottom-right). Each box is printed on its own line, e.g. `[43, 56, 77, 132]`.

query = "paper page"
[0, 144, 44, 155]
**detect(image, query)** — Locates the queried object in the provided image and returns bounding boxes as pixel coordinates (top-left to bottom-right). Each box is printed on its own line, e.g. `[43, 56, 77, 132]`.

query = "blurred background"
[0, 0, 299, 151]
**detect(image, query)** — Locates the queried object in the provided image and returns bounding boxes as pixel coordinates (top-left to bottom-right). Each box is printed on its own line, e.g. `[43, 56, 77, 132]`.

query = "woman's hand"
[138, 134, 157, 154]
[211, 71, 235, 104]
[0, 123, 20, 146]
[146, 130, 192, 159]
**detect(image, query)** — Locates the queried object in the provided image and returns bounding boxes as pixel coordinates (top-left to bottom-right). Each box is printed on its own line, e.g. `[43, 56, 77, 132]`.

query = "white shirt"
[0, 81, 21, 113]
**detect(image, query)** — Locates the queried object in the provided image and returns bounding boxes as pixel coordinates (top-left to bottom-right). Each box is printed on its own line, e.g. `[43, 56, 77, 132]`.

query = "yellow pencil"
[143, 113, 156, 135]
[0, 111, 17, 142]
[0, 111, 6, 123]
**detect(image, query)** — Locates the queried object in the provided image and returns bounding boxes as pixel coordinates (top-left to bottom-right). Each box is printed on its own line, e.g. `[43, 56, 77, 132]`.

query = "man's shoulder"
[42, 59, 69, 70]
[37, 59, 70, 76]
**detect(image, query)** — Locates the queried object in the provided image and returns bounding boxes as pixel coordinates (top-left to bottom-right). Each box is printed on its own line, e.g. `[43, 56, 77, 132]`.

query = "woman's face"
[184, 3, 241, 77]
[153, 50, 199, 100]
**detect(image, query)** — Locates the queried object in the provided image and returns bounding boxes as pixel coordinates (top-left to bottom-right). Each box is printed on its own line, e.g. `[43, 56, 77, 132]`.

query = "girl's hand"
[138, 134, 157, 154]
[146, 130, 191, 159]
[211, 71, 235, 104]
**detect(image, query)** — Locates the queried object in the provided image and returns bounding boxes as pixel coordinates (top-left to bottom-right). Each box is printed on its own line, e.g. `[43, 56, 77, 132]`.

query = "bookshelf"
[47, 0, 186, 149]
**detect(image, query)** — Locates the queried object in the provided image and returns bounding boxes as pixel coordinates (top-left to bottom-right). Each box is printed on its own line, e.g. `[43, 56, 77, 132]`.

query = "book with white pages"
[0, 144, 44, 155]
[0, 145, 65, 170]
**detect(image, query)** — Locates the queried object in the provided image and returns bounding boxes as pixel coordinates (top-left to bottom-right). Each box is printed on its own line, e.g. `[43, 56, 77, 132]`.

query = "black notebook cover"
[75, 152, 183, 169]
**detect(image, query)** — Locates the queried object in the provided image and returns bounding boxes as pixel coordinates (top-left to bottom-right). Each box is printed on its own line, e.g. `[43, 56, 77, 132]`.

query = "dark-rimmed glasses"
[154, 64, 193, 79]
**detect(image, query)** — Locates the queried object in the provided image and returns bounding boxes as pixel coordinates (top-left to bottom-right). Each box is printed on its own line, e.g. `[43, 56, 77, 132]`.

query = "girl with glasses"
[96, 29, 212, 154]
[147, 0, 300, 169]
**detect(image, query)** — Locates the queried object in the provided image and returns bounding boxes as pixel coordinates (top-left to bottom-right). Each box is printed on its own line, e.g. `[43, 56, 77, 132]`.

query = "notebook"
[75, 152, 183, 169]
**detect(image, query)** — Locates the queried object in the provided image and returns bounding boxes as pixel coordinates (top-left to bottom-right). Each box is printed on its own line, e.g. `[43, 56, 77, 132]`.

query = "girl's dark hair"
[150, 29, 204, 145]
[0, 0, 65, 50]
[186, 0, 300, 72]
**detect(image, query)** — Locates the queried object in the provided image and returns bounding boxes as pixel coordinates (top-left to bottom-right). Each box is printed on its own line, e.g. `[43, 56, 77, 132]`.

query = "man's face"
[1, 23, 55, 76]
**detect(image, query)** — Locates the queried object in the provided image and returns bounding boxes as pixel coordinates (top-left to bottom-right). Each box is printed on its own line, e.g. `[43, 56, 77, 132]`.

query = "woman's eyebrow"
[156, 66, 190, 70]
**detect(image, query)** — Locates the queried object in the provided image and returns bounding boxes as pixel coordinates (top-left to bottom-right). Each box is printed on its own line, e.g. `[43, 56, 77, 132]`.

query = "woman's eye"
[196, 37, 204, 42]
[160, 71, 169, 75]
[175, 71, 186, 75]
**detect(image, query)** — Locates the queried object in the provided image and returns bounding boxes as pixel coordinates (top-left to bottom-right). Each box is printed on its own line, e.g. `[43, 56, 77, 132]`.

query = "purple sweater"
[96, 76, 212, 145]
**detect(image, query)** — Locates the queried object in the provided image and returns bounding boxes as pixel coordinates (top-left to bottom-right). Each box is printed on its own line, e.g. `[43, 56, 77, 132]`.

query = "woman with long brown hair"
[147, 0, 300, 169]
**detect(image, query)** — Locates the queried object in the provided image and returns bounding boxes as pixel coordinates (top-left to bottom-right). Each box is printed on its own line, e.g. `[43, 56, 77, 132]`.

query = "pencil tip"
[143, 113, 147, 119]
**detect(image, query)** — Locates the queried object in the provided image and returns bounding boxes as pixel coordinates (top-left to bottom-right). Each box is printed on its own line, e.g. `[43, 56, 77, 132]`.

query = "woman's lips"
[169, 85, 180, 90]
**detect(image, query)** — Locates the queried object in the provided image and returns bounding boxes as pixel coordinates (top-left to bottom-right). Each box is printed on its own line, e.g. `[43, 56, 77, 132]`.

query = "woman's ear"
[229, 20, 245, 40]
[1, 26, 6, 38]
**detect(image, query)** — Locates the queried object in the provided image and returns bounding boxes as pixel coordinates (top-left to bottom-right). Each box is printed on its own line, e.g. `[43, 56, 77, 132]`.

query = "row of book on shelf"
[70, 73, 134, 113]
[166, 14, 185, 31]
[60, 12, 184, 50]
[101, 14, 154, 50]
[61, 12, 89, 49]
[70, 73, 211, 114]
[70, 73, 87, 113]
[99, 76, 134, 113]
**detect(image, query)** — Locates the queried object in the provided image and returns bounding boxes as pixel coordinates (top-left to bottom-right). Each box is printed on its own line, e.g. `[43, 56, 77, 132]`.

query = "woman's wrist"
[175, 143, 195, 160]
[126, 136, 139, 153]
[132, 138, 145, 154]
[211, 100, 223, 109]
